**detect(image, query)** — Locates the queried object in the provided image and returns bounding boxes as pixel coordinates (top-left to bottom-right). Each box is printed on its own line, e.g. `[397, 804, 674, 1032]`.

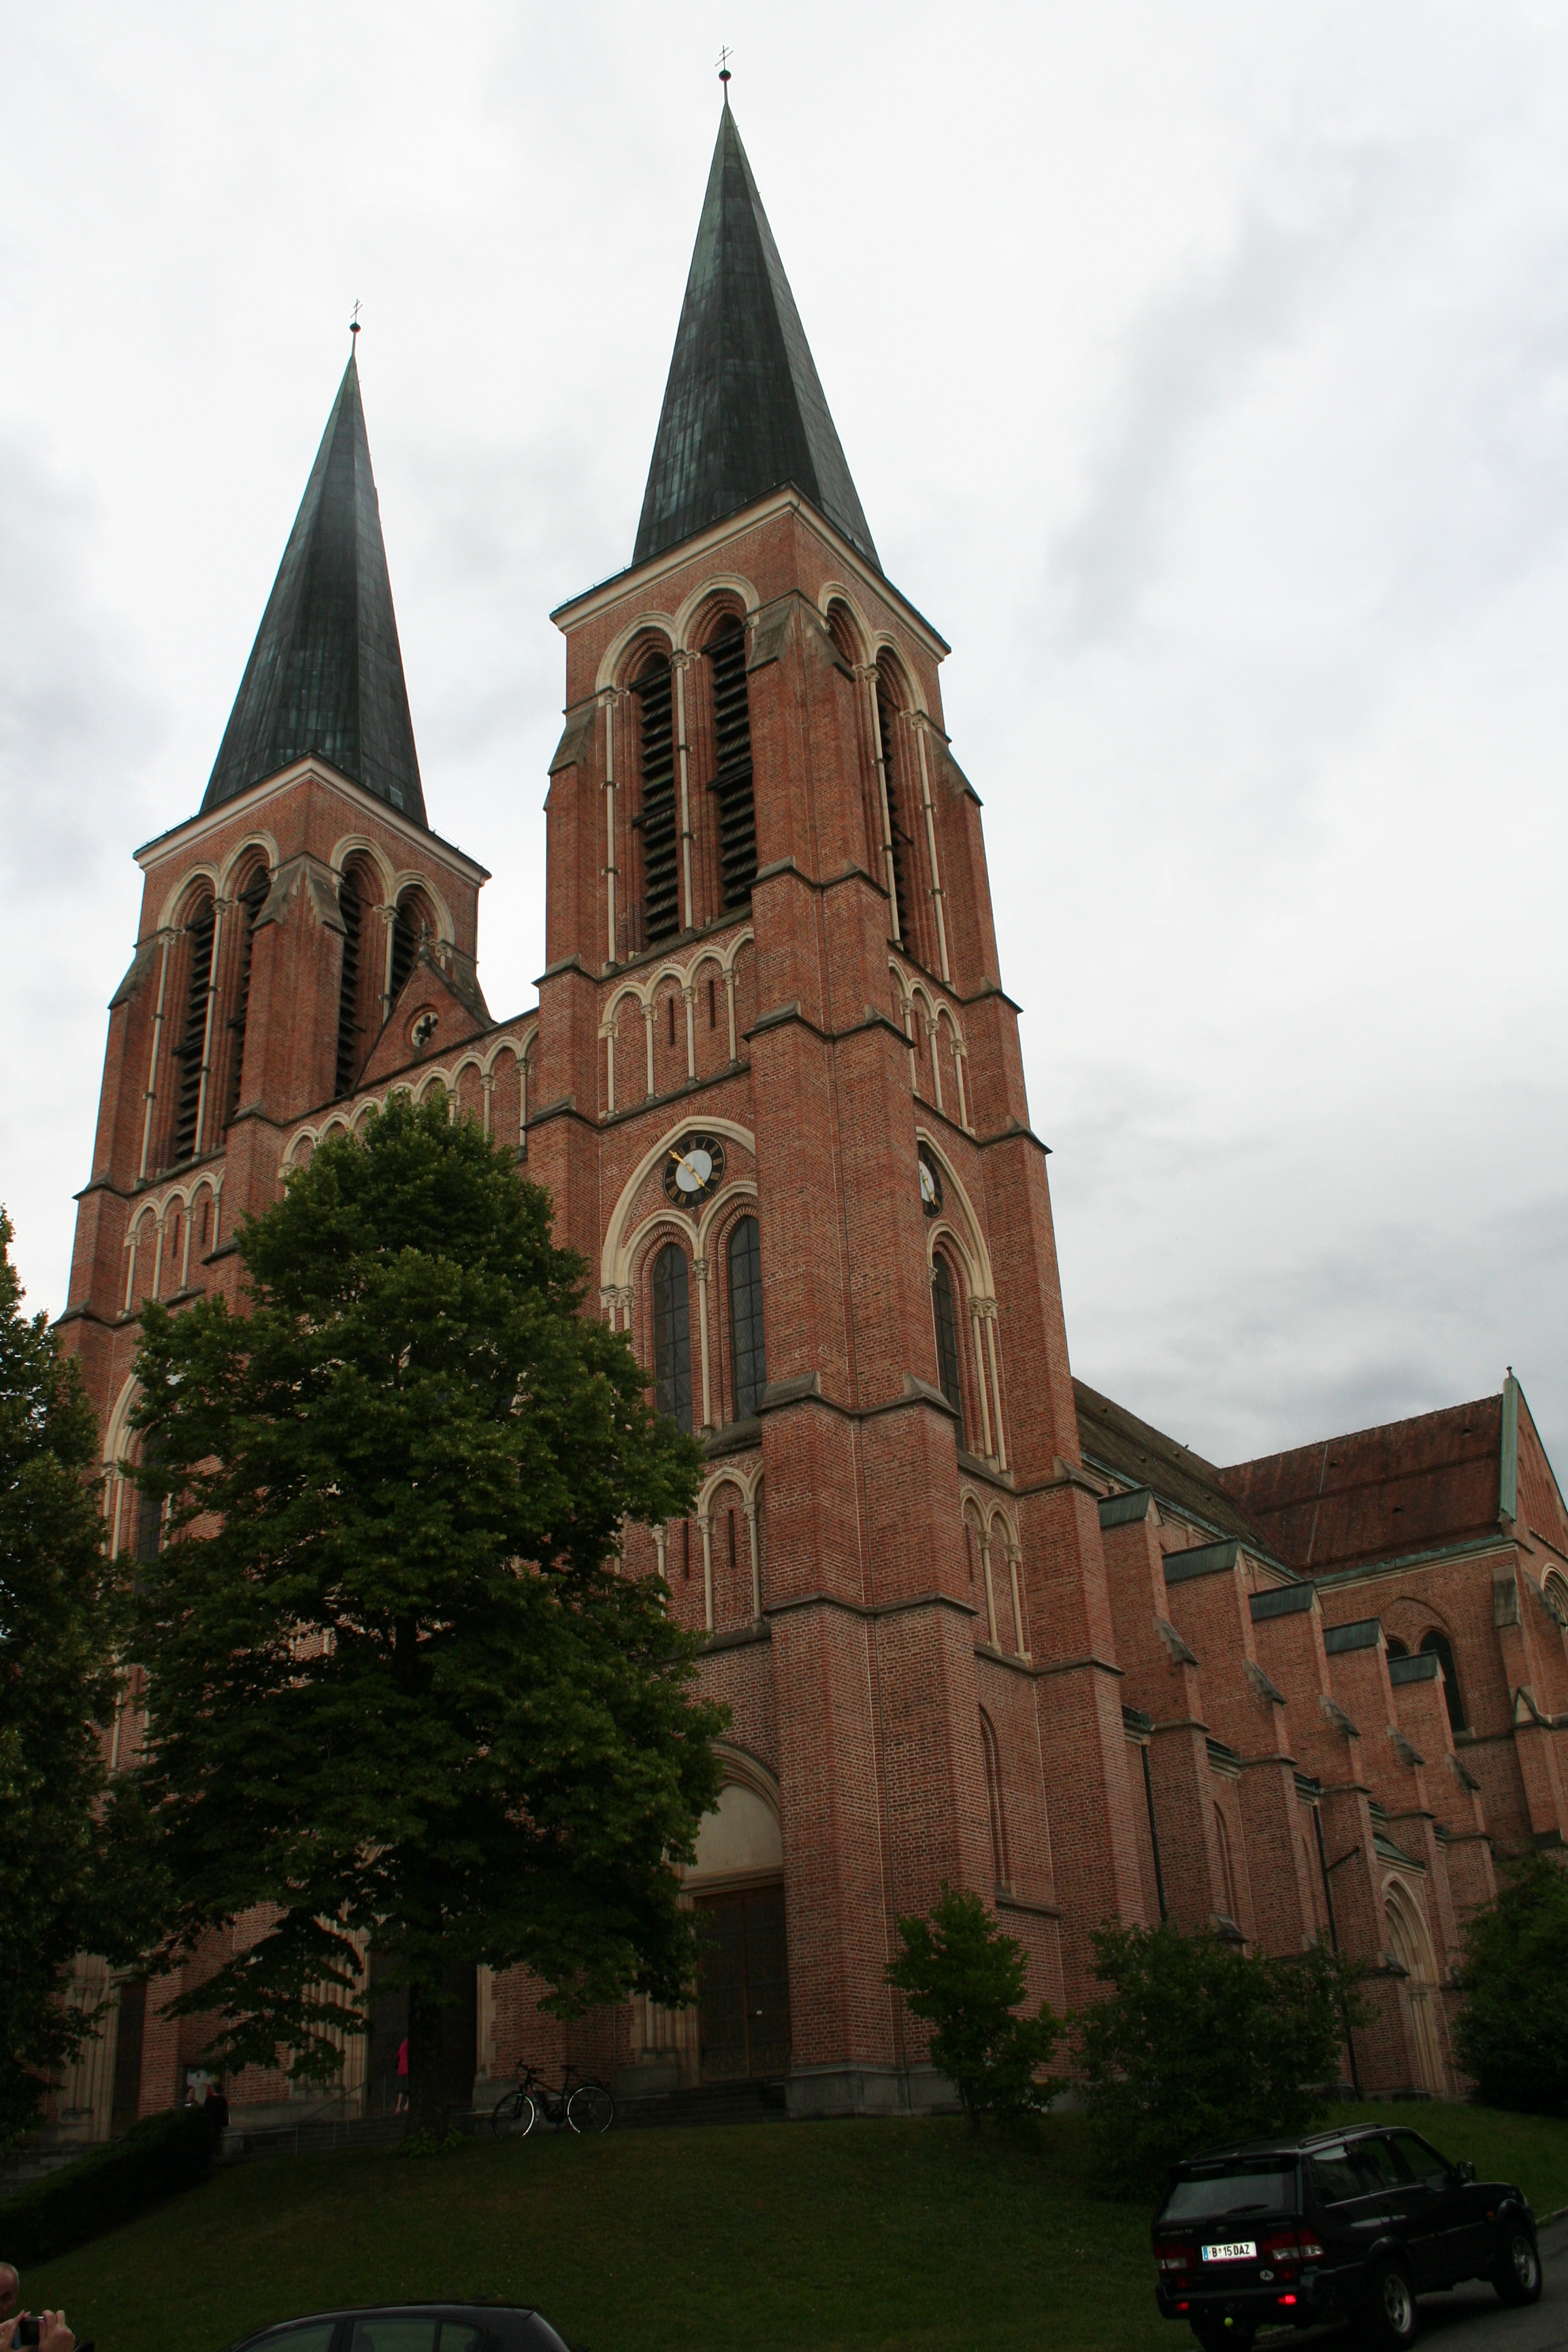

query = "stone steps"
[613, 2078, 788, 2129]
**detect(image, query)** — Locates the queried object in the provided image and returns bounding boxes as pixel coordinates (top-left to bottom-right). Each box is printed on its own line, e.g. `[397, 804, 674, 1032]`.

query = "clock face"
[664, 1132, 727, 1207]
[919, 1149, 943, 1216]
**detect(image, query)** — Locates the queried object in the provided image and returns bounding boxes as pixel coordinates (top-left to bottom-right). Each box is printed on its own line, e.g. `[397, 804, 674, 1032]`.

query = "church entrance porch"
[696, 1882, 791, 2080]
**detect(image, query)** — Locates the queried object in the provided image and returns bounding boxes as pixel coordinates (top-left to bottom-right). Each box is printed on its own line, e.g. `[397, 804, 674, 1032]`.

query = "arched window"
[1213, 1804, 1239, 1925]
[633, 652, 679, 949]
[1420, 1630, 1466, 1734]
[931, 1255, 965, 1444]
[335, 855, 383, 1097]
[979, 1709, 1009, 1889]
[1385, 1636, 1409, 1660]
[389, 885, 434, 1007]
[825, 600, 861, 667]
[705, 617, 756, 913]
[223, 860, 270, 1130]
[875, 655, 917, 952]
[827, 601, 883, 882]
[727, 1215, 766, 1422]
[169, 888, 216, 1166]
[651, 1242, 692, 1433]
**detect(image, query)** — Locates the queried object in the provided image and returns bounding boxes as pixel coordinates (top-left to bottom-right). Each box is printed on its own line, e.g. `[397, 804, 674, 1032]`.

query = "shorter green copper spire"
[634, 106, 879, 572]
[203, 353, 425, 826]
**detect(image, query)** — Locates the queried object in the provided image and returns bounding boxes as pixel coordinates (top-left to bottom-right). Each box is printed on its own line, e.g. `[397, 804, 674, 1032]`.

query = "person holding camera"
[0, 2263, 78, 2352]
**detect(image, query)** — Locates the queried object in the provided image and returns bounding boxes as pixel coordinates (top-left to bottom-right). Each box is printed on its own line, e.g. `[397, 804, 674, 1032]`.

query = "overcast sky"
[3, 1, 1565, 1482]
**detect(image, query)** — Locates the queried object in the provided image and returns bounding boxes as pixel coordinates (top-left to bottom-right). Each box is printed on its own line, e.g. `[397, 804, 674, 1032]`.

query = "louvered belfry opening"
[335, 866, 365, 1097]
[333, 855, 388, 1096]
[633, 653, 680, 949]
[826, 600, 882, 878]
[169, 890, 216, 1166]
[336, 870, 363, 1095]
[875, 656, 915, 952]
[705, 617, 757, 912]
[223, 861, 270, 1131]
[389, 885, 433, 1007]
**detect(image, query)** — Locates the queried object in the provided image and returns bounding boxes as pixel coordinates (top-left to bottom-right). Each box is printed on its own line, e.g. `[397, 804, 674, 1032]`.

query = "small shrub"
[887, 1885, 1062, 2130]
[1079, 1923, 1365, 2198]
[0, 2104, 213, 2263]
[399, 2127, 468, 2158]
[1456, 1853, 1568, 2114]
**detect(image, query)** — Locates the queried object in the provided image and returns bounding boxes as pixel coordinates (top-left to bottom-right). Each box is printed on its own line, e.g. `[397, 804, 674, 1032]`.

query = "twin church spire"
[203, 352, 426, 828]
[634, 105, 879, 572]
[203, 104, 875, 826]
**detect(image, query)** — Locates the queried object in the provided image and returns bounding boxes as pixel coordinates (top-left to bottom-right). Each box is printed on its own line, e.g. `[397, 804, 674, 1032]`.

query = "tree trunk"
[405, 1981, 446, 2136]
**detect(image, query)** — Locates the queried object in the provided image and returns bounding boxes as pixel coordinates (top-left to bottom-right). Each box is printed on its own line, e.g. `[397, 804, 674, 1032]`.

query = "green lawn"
[21, 2103, 1568, 2352]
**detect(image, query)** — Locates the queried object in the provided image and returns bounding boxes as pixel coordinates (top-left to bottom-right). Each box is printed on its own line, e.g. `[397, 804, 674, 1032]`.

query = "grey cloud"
[0, 431, 168, 1318]
[0, 434, 165, 883]
[1047, 146, 1399, 649]
[1073, 1183, 1568, 1477]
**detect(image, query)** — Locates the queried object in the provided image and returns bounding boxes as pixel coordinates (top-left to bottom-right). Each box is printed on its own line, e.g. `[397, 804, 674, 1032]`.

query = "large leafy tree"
[0, 1210, 147, 2153]
[1456, 1854, 1568, 2114]
[128, 1092, 723, 2128]
[1079, 1923, 1367, 2195]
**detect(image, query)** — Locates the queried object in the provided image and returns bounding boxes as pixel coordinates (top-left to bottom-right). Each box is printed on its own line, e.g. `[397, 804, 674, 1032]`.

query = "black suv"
[230, 2306, 570, 2352]
[1152, 2123, 1541, 2350]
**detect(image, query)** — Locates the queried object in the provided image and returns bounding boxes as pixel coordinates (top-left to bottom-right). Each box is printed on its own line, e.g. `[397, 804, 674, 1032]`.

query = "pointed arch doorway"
[687, 1778, 791, 2081]
[1384, 1880, 1446, 2095]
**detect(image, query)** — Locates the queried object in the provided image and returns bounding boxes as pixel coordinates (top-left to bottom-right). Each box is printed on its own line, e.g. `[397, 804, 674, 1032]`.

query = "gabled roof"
[1216, 1394, 1506, 1577]
[356, 951, 489, 1091]
[202, 353, 425, 827]
[633, 104, 879, 574]
[1075, 1379, 1271, 1551]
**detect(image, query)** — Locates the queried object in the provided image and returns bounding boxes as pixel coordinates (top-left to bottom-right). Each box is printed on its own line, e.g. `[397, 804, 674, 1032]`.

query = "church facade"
[52, 106, 1568, 2140]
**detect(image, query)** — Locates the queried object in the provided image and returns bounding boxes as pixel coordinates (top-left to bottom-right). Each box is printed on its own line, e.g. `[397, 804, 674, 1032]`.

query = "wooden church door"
[696, 1884, 791, 2080]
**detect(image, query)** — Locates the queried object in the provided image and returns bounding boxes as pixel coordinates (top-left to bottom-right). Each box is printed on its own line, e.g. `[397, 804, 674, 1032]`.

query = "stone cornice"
[549, 486, 952, 662]
[133, 756, 490, 885]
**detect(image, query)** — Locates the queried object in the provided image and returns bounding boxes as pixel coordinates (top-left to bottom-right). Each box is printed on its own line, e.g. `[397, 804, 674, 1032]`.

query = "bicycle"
[490, 2061, 615, 2136]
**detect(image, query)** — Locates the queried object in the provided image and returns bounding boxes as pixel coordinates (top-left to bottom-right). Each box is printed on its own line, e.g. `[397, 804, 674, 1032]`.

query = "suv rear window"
[1159, 2157, 1299, 2223]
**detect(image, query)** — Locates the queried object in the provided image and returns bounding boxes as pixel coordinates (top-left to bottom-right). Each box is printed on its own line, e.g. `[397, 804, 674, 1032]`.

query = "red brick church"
[52, 103, 1568, 2138]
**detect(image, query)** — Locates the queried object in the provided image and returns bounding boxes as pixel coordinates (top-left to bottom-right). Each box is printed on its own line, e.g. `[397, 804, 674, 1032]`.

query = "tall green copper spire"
[202, 353, 426, 826]
[634, 105, 879, 573]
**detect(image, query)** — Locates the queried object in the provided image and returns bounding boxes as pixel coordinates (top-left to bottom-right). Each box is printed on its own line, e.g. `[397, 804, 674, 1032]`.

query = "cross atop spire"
[633, 105, 879, 574]
[201, 352, 425, 827]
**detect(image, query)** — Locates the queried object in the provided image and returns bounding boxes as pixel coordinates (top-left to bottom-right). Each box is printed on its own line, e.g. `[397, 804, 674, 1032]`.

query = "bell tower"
[60, 350, 489, 1495]
[537, 100, 1146, 2106]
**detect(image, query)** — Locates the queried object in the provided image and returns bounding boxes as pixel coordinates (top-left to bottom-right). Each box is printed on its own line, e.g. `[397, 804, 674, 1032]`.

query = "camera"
[16, 2320, 40, 2347]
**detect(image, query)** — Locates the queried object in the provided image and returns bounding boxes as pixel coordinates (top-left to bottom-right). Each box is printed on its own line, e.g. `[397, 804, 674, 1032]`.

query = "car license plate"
[1201, 2241, 1256, 2263]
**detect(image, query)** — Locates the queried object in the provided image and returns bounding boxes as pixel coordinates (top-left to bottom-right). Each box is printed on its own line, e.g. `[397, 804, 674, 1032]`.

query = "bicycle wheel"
[491, 2090, 537, 2138]
[568, 2080, 615, 2134]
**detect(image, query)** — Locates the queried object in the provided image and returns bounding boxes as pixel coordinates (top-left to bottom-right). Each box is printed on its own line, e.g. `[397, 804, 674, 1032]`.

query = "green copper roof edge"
[1077, 1447, 1295, 1573]
[1501, 1372, 1520, 1524]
